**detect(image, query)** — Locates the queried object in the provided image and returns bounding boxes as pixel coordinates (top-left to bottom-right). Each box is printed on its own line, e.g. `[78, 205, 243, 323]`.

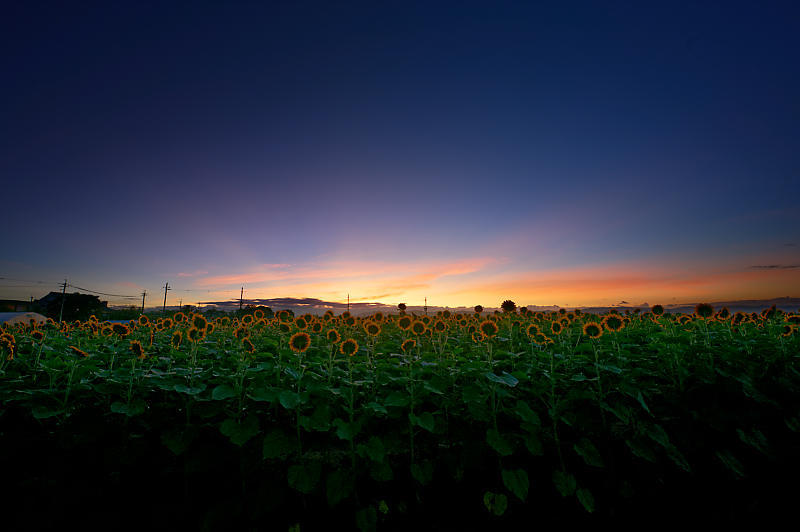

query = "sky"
[1, 1, 798, 309]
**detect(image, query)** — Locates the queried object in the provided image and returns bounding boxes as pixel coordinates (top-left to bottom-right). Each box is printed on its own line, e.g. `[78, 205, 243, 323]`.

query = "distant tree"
[43, 292, 106, 322]
[501, 300, 517, 313]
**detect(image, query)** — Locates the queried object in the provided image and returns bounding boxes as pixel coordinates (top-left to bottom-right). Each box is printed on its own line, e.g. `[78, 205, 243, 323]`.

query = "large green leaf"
[288, 462, 321, 494]
[486, 429, 513, 456]
[502, 468, 529, 501]
[220, 415, 259, 446]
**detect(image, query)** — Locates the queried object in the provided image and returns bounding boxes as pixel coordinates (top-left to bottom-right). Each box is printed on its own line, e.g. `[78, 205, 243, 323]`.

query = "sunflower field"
[1, 304, 799, 529]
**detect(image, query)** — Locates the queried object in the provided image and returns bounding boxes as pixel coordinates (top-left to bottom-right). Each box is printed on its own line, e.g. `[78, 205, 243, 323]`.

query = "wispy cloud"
[177, 270, 210, 277]
[750, 264, 800, 269]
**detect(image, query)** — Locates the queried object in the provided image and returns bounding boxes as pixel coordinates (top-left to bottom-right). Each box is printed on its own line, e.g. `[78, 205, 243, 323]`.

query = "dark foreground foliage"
[1, 307, 799, 529]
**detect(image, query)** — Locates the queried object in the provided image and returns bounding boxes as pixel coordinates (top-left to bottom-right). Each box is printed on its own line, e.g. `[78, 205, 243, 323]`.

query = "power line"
[67, 284, 139, 299]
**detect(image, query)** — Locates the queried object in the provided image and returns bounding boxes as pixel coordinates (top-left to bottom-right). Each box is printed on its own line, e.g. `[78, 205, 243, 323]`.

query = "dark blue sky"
[2, 1, 798, 307]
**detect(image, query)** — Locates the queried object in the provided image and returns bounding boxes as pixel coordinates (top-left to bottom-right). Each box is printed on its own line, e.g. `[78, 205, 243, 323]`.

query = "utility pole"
[239, 286, 244, 310]
[141, 290, 147, 315]
[424, 297, 428, 316]
[347, 293, 350, 313]
[58, 279, 67, 323]
[162, 282, 170, 313]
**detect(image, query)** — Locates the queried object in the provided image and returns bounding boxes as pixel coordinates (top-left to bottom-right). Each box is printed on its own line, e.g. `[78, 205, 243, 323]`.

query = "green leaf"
[360, 436, 385, 463]
[716, 449, 746, 478]
[110, 399, 145, 417]
[378, 500, 389, 515]
[31, 406, 63, 419]
[355, 506, 377, 532]
[645, 423, 670, 448]
[486, 429, 513, 456]
[161, 427, 196, 455]
[552, 470, 576, 497]
[279, 390, 301, 410]
[484, 371, 519, 387]
[524, 432, 544, 456]
[220, 415, 259, 446]
[411, 412, 435, 432]
[174, 383, 206, 395]
[366, 401, 388, 415]
[411, 460, 433, 485]
[263, 429, 294, 460]
[626, 438, 657, 463]
[502, 469, 529, 501]
[483, 491, 508, 516]
[384, 391, 409, 407]
[515, 400, 541, 426]
[248, 386, 278, 402]
[326, 470, 354, 507]
[576, 488, 595, 513]
[333, 418, 359, 441]
[665, 444, 691, 472]
[573, 438, 604, 467]
[370, 460, 393, 482]
[307, 404, 332, 431]
[636, 391, 653, 416]
[211, 384, 236, 400]
[288, 462, 321, 494]
[737, 427, 769, 455]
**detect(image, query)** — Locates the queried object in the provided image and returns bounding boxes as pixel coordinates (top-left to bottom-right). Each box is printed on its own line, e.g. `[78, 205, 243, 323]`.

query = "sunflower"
[364, 321, 381, 336]
[162, 318, 174, 329]
[138, 315, 149, 326]
[716, 307, 731, 320]
[526, 323, 540, 337]
[68, 345, 88, 357]
[471, 331, 486, 343]
[279, 322, 292, 334]
[501, 300, 516, 313]
[111, 323, 130, 337]
[323, 311, 334, 321]
[345, 316, 356, 327]
[173, 312, 186, 323]
[694, 303, 714, 319]
[243, 338, 256, 353]
[242, 314, 254, 325]
[602, 315, 624, 332]
[192, 314, 207, 330]
[480, 320, 499, 338]
[533, 332, 551, 346]
[785, 314, 800, 324]
[339, 338, 359, 356]
[401, 338, 416, 352]
[234, 326, 249, 340]
[289, 332, 311, 353]
[101, 325, 114, 337]
[433, 319, 448, 333]
[295, 317, 308, 330]
[398, 315, 412, 331]
[171, 330, 182, 348]
[550, 321, 563, 335]
[186, 326, 204, 343]
[781, 324, 795, 338]
[254, 309, 264, 320]
[311, 322, 323, 333]
[411, 320, 427, 336]
[582, 322, 603, 339]
[130, 340, 145, 360]
[32, 330, 45, 341]
[474, 305, 483, 314]
[326, 329, 341, 343]
[373, 312, 384, 323]
[341, 311, 351, 320]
